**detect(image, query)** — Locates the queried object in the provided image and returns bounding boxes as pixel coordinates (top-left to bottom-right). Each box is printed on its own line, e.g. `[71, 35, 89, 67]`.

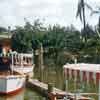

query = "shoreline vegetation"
[0, 18, 100, 67]
[0, 0, 100, 67]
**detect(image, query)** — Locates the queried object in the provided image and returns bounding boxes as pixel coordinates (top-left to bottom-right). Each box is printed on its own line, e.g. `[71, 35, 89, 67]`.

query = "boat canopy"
[63, 63, 100, 73]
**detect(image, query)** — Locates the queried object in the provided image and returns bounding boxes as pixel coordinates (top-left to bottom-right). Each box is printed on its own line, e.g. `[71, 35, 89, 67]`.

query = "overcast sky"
[0, 0, 100, 30]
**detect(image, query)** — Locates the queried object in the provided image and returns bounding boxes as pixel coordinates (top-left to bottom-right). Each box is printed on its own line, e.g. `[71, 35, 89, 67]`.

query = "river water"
[0, 66, 97, 100]
[0, 67, 64, 100]
[0, 89, 45, 100]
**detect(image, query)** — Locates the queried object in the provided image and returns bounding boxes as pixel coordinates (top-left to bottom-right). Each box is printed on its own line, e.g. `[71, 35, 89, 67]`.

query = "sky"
[0, 0, 100, 30]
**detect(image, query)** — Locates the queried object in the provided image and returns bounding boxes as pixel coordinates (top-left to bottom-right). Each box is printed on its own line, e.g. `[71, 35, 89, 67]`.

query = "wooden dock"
[26, 79, 93, 100]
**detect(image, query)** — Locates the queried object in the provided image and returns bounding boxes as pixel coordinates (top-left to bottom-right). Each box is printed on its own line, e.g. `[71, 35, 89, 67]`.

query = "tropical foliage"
[0, 3, 100, 66]
[76, 0, 92, 42]
[8, 17, 100, 66]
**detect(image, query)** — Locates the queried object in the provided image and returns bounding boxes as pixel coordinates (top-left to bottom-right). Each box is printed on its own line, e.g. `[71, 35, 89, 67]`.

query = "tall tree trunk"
[82, 0, 86, 42]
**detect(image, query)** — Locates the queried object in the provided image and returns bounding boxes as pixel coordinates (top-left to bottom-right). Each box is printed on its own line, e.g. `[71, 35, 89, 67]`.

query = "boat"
[12, 52, 34, 78]
[0, 86, 24, 100]
[0, 52, 25, 95]
[63, 63, 100, 85]
[0, 34, 34, 78]
[0, 36, 25, 95]
[63, 63, 100, 99]
[0, 72, 25, 95]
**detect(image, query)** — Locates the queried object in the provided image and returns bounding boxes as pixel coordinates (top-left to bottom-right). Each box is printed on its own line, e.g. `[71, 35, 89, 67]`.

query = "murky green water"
[0, 66, 97, 100]
[33, 67, 98, 100]
[0, 89, 45, 100]
[0, 67, 64, 100]
[34, 67, 64, 89]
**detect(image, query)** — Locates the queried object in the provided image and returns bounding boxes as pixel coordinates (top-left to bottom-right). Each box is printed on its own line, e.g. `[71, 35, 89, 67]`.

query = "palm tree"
[90, 7, 100, 16]
[76, 0, 92, 42]
[88, 7, 100, 63]
[90, 7, 100, 37]
[8, 26, 11, 38]
[76, 0, 85, 29]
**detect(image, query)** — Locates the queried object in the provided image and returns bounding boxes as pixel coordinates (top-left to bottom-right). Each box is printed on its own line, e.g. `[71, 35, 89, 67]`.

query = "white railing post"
[74, 70, 77, 93]
[98, 79, 100, 100]
[21, 53, 23, 67]
[11, 52, 13, 74]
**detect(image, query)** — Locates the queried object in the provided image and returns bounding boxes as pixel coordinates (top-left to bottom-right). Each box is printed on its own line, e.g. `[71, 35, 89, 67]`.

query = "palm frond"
[95, 25, 100, 38]
[85, 3, 93, 11]
[90, 10, 100, 16]
[76, 2, 81, 17]
[79, 11, 83, 21]
[96, 6, 100, 10]
[76, 0, 83, 22]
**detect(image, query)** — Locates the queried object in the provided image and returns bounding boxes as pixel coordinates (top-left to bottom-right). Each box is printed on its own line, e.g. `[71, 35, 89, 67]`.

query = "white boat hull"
[0, 75, 25, 94]
[14, 66, 34, 73]
[14, 65, 34, 77]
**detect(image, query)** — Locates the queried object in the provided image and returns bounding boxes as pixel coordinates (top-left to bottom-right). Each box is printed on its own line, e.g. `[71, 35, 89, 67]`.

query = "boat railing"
[0, 53, 11, 58]
[11, 52, 33, 67]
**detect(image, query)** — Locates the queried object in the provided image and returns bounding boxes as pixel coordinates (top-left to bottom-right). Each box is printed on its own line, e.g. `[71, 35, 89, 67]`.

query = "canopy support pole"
[98, 79, 100, 100]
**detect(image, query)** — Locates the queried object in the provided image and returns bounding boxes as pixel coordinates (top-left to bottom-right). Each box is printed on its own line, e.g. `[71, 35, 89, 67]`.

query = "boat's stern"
[0, 74, 25, 95]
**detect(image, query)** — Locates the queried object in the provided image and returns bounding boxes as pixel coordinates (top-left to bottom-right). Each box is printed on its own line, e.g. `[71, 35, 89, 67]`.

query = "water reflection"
[24, 88, 46, 100]
[34, 67, 64, 89]
[0, 88, 46, 100]
[0, 89, 24, 100]
[0, 67, 64, 100]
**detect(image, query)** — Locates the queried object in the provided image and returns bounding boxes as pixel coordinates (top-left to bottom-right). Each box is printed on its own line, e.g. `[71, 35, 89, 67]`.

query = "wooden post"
[34, 50, 39, 67]
[39, 43, 44, 81]
[48, 83, 54, 93]
[48, 93, 57, 100]
[51, 95, 56, 100]
[40, 43, 44, 70]
[32, 49, 34, 65]
[48, 83, 57, 100]
[26, 75, 29, 82]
